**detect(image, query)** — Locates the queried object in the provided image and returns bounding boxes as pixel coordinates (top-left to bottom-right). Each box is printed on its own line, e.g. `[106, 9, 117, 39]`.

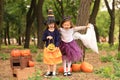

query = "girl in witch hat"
[42, 8, 62, 77]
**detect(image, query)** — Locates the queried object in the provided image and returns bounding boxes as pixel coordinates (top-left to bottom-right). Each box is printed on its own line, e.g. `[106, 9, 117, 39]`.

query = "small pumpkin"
[28, 61, 35, 67]
[21, 49, 31, 56]
[11, 49, 21, 57]
[81, 62, 93, 73]
[47, 43, 55, 51]
[58, 66, 72, 73]
[72, 64, 81, 72]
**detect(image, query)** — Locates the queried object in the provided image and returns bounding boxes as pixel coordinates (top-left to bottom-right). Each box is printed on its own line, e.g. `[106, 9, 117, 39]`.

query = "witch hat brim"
[44, 18, 59, 25]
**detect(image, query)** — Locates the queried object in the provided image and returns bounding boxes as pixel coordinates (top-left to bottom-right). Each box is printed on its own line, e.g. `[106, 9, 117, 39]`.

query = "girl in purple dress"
[59, 16, 89, 76]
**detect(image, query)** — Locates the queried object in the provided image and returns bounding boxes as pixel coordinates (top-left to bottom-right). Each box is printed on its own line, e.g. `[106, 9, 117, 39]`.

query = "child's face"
[62, 21, 71, 29]
[48, 23, 55, 28]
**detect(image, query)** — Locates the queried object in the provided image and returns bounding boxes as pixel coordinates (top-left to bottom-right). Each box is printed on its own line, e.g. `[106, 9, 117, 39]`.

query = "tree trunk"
[6, 22, 10, 45]
[4, 28, 7, 45]
[109, 17, 115, 46]
[118, 16, 120, 51]
[24, 0, 37, 48]
[76, 0, 92, 26]
[18, 27, 21, 45]
[104, 0, 115, 46]
[36, 0, 44, 49]
[76, 0, 92, 61]
[0, 0, 3, 50]
[89, 0, 100, 42]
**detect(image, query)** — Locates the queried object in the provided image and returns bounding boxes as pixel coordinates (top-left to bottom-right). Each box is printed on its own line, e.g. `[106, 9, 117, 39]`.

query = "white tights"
[63, 60, 72, 72]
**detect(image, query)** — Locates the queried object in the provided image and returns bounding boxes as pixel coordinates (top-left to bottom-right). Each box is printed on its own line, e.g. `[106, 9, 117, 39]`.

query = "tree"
[104, 0, 115, 46]
[24, 0, 37, 48]
[36, 0, 44, 48]
[76, 0, 92, 61]
[3, 0, 27, 46]
[118, 9, 120, 51]
[43, 0, 80, 23]
[89, 0, 100, 42]
[24, 0, 44, 48]
[0, 0, 3, 50]
[116, 0, 120, 51]
[76, 0, 92, 26]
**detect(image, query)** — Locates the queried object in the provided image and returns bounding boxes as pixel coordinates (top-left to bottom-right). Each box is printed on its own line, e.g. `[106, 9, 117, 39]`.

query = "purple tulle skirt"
[59, 40, 83, 62]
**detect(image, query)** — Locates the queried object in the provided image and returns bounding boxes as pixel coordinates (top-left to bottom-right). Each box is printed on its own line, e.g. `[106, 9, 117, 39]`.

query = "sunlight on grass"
[98, 43, 118, 51]
[1, 44, 23, 49]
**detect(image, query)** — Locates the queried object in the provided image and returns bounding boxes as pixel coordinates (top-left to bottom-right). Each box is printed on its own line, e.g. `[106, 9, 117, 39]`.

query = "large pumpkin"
[81, 62, 93, 73]
[58, 66, 72, 73]
[21, 49, 31, 56]
[72, 64, 81, 72]
[11, 49, 21, 57]
[28, 61, 35, 67]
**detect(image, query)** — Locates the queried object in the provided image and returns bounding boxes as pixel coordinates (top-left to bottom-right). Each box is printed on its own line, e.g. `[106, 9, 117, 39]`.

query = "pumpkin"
[81, 62, 93, 73]
[72, 64, 81, 72]
[28, 61, 35, 67]
[58, 66, 72, 73]
[11, 49, 21, 57]
[47, 43, 55, 51]
[21, 49, 31, 56]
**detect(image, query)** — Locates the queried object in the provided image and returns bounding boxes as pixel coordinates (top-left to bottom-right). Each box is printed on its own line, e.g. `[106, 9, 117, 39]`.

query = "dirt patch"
[0, 50, 113, 80]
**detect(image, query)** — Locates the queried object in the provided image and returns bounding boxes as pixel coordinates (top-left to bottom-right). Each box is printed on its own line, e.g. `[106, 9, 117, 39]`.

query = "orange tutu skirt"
[43, 47, 62, 65]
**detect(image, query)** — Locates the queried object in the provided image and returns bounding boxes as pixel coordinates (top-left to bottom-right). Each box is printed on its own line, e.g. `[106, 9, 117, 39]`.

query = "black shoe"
[67, 71, 72, 76]
[44, 72, 52, 77]
[63, 72, 67, 76]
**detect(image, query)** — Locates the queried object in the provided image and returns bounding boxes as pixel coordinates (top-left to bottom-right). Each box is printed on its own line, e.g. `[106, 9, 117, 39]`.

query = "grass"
[28, 69, 69, 80]
[95, 58, 120, 80]
[100, 53, 114, 62]
[115, 52, 120, 60]
[0, 43, 119, 80]
[0, 53, 10, 60]
[97, 43, 118, 51]
[36, 52, 43, 62]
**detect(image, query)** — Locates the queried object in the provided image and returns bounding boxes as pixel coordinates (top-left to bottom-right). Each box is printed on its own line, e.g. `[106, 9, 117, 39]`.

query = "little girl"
[59, 16, 89, 76]
[42, 9, 62, 77]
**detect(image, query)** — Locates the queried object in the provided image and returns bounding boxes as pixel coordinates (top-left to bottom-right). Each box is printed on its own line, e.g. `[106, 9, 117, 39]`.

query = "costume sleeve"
[42, 30, 48, 42]
[73, 26, 87, 31]
[55, 30, 61, 47]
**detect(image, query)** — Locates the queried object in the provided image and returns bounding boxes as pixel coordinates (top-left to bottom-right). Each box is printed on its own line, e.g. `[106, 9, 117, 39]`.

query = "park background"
[0, 0, 120, 80]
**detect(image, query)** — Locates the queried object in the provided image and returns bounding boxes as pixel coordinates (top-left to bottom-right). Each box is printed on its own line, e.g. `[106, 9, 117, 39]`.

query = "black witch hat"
[44, 8, 59, 25]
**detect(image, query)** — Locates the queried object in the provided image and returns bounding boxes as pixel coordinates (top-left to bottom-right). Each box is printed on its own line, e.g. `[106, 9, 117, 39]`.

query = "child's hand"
[86, 23, 91, 28]
[47, 36, 53, 40]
